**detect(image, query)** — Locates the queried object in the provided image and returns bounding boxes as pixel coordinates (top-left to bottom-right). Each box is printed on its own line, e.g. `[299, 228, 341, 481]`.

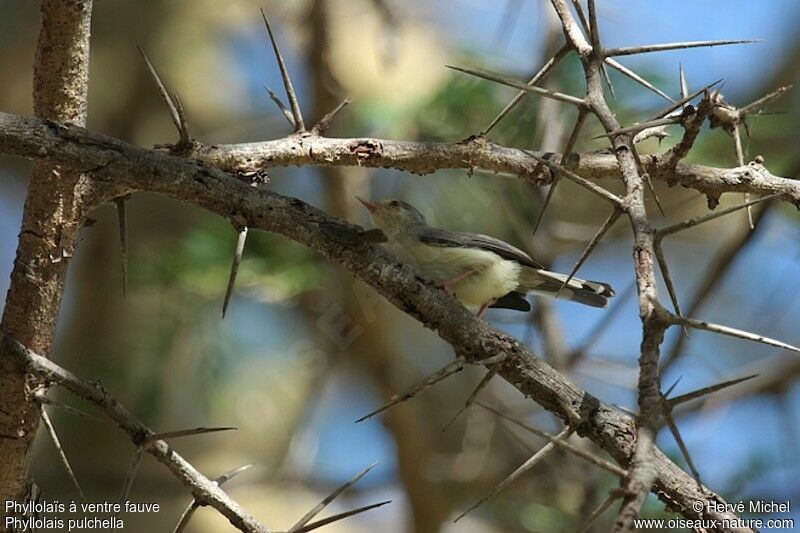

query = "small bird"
[357, 197, 614, 316]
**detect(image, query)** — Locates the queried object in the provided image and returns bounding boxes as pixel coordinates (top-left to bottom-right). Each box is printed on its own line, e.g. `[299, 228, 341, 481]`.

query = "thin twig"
[36, 394, 103, 423]
[532, 109, 588, 236]
[355, 358, 466, 422]
[668, 375, 759, 407]
[675, 315, 800, 353]
[658, 193, 780, 237]
[137, 46, 189, 147]
[484, 44, 571, 134]
[292, 501, 392, 533]
[604, 58, 674, 103]
[454, 426, 574, 522]
[654, 242, 681, 316]
[477, 402, 626, 477]
[447, 65, 588, 108]
[289, 463, 378, 532]
[523, 151, 624, 206]
[738, 85, 793, 116]
[648, 79, 723, 121]
[576, 490, 623, 533]
[730, 123, 753, 228]
[174, 463, 255, 533]
[605, 39, 761, 58]
[662, 408, 702, 486]
[142, 426, 237, 445]
[261, 8, 305, 131]
[311, 97, 352, 135]
[265, 85, 296, 129]
[555, 207, 622, 298]
[441, 366, 498, 432]
[39, 403, 85, 501]
[114, 197, 128, 297]
[223, 227, 249, 318]
[118, 446, 144, 506]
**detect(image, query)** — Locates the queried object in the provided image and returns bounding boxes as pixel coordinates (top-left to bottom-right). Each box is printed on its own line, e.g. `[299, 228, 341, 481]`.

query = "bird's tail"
[518, 267, 615, 308]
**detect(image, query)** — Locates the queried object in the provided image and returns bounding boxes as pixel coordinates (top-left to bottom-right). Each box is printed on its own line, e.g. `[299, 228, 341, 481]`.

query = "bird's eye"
[390, 201, 399, 207]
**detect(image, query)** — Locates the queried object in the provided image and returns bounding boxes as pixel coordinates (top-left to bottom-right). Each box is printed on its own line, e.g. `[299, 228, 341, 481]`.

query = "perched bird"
[357, 197, 614, 316]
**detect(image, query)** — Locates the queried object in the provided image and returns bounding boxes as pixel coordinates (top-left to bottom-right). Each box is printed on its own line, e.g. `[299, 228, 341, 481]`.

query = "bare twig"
[657, 193, 781, 237]
[454, 426, 574, 522]
[39, 403, 85, 501]
[668, 375, 759, 407]
[532, 109, 588, 236]
[292, 501, 392, 533]
[441, 366, 498, 432]
[118, 446, 143, 507]
[36, 394, 103, 423]
[174, 463, 255, 533]
[265, 86, 296, 129]
[524, 151, 623, 205]
[261, 9, 305, 132]
[662, 409, 702, 486]
[556, 207, 622, 297]
[355, 358, 467, 423]
[223, 226, 249, 318]
[141, 426, 237, 445]
[289, 463, 378, 532]
[605, 39, 760, 58]
[114, 196, 128, 297]
[311, 98, 352, 135]
[674, 315, 800, 354]
[7, 337, 267, 532]
[137, 46, 190, 148]
[654, 242, 681, 316]
[484, 44, 571, 134]
[576, 489, 623, 533]
[447, 65, 588, 108]
[477, 402, 626, 477]
[604, 58, 674, 103]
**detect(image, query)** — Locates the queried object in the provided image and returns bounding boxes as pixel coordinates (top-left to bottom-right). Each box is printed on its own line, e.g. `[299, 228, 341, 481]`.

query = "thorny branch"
[0, 108, 769, 527]
[0, 4, 798, 532]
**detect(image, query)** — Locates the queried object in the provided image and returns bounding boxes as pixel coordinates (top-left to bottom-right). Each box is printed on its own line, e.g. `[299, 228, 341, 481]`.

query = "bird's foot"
[436, 281, 457, 296]
[477, 299, 497, 318]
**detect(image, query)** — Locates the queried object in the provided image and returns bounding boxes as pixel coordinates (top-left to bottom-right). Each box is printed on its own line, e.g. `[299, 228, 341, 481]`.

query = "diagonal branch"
[454, 425, 575, 522]
[447, 65, 588, 108]
[556, 207, 622, 297]
[604, 58, 674, 103]
[6, 337, 268, 532]
[532, 109, 589, 235]
[0, 110, 761, 526]
[483, 44, 571, 134]
[355, 358, 468, 423]
[39, 403, 85, 502]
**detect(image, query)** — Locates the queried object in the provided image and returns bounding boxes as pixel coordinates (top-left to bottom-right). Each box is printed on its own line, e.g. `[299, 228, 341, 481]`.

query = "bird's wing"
[419, 228, 542, 269]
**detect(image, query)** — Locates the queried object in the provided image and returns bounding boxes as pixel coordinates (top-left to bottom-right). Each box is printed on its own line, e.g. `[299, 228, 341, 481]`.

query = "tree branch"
[0, 112, 750, 525]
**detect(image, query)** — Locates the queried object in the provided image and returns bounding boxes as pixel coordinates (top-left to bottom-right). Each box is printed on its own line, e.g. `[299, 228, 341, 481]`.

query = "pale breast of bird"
[388, 236, 522, 308]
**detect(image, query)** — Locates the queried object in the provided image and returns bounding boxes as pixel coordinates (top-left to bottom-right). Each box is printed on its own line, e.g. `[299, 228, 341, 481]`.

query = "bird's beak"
[356, 196, 378, 213]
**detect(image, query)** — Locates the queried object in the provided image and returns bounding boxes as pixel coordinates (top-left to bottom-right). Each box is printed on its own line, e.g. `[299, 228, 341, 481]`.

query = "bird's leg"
[477, 299, 497, 318]
[437, 267, 482, 295]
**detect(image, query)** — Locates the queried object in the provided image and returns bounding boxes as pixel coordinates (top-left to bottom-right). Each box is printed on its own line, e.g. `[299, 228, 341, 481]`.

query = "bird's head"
[356, 197, 427, 237]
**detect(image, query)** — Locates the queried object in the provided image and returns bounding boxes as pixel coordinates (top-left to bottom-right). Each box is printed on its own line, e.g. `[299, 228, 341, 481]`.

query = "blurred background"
[1, 0, 800, 531]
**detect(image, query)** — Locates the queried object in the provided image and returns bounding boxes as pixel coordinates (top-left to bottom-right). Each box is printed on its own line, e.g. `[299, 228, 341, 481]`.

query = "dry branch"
[0, 113, 751, 525]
